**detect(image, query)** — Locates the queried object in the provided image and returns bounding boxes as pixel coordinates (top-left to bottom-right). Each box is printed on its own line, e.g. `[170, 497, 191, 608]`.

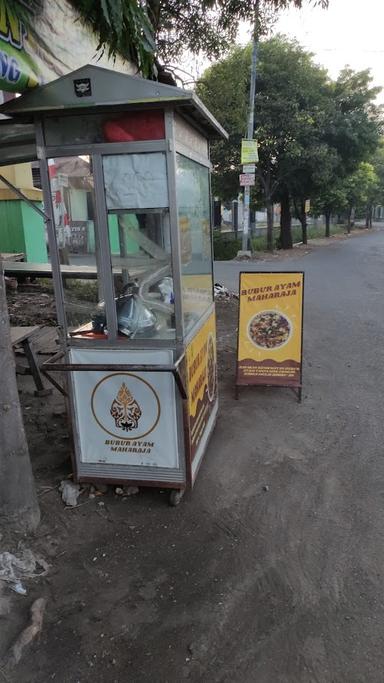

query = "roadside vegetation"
[197, 37, 384, 251]
[214, 223, 348, 259]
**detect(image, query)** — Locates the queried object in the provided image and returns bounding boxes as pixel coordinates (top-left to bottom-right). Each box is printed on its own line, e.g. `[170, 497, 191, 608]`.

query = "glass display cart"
[0, 65, 227, 504]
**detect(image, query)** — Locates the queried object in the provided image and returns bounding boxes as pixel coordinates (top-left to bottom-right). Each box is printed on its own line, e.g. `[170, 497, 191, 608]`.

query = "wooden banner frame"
[235, 271, 304, 402]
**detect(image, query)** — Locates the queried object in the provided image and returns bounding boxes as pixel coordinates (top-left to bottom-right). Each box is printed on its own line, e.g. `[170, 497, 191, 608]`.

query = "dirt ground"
[6, 280, 57, 327]
[1, 285, 240, 683]
[3, 226, 384, 682]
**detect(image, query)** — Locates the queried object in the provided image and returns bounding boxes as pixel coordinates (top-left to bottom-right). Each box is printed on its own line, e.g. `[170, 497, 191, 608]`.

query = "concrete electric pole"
[242, 1, 259, 252]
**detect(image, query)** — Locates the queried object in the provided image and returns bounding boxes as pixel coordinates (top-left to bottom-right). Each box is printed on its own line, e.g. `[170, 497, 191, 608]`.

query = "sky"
[239, 0, 384, 102]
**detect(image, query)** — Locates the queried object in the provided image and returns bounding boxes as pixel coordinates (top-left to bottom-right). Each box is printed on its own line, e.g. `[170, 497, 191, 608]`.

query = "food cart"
[0, 65, 227, 504]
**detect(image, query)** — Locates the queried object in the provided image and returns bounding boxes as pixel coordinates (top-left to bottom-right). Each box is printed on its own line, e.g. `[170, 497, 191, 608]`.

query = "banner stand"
[235, 271, 304, 403]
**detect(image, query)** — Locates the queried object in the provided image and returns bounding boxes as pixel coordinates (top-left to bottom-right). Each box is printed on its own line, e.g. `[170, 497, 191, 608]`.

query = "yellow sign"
[241, 139, 259, 164]
[186, 311, 217, 460]
[305, 199, 311, 213]
[236, 272, 304, 387]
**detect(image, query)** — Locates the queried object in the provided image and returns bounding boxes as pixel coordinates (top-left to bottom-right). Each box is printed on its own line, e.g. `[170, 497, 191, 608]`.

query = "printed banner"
[186, 311, 217, 461]
[70, 349, 179, 469]
[0, 0, 132, 97]
[0, 2, 39, 92]
[236, 272, 304, 387]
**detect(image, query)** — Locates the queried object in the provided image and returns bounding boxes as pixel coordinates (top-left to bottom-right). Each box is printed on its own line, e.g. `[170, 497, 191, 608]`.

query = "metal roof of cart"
[0, 64, 228, 140]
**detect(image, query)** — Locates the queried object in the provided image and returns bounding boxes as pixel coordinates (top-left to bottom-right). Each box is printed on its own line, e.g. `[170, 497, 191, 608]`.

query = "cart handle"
[41, 351, 187, 399]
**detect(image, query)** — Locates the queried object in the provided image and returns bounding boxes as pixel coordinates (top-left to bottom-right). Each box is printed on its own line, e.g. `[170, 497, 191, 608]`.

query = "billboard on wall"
[0, 0, 132, 99]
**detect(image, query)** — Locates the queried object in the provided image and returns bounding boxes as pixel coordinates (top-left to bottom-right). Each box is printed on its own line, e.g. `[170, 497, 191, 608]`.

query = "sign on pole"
[236, 272, 304, 400]
[305, 199, 311, 213]
[243, 164, 255, 173]
[239, 173, 255, 187]
[241, 139, 259, 164]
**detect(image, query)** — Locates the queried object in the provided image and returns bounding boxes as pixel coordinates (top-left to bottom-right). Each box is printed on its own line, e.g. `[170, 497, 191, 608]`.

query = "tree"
[69, 0, 157, 77]
[306, 69, 382, 235]
[371, 139, 384, 199]
[0, 270, 40, 532]
[327, 69, 382, 175]
[7, 0, 156, 78]
[147, 0, 328, 68]
[196, 46, 250, 199]
[197, 38, 382, 250]
[197, 37, 333, 249]
[311, 182, 348, 237]
[311, 152, 383, 236]
[343, 162, 379, 232]
[367, 139, 384, 226]
[8, 0, 329, 80]
[290, 143, 338, 243]
[255, 37, 333, 248]
[70, 0, 329, 82]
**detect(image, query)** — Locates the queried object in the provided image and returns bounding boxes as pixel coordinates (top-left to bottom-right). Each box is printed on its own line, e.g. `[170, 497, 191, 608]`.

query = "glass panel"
[45, 116, 105, 146]
[100, 152, 173, 340]
[48, 156, 105, 336]
[44, 111, 165, 146]
[106, 211, 175, 340]
[103, 153, 168, 210]
[176, 154, 213, 333]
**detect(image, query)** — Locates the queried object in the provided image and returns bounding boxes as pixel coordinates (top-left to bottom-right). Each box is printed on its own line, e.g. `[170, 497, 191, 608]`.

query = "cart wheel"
[169, 489, 184, 507]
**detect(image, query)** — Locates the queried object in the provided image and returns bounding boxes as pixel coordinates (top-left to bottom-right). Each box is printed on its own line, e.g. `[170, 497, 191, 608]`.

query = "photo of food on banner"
[248, 311, 291, 349]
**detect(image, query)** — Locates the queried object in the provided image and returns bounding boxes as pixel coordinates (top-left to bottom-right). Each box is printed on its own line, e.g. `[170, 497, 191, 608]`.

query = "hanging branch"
[5, 0, 329, 80]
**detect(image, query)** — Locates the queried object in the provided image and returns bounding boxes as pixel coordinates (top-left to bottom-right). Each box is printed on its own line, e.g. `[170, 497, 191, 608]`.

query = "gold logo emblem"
[91, 373, 161, 441]
[110, 382, 142, 433]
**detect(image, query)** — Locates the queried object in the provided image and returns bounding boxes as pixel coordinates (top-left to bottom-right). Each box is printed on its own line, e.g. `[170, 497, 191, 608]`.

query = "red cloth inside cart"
[103, 110, 165, 142]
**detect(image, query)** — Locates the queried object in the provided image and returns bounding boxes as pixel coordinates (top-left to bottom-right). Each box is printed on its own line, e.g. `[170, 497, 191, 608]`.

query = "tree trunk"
[0, 268, 40, 532]
[347, 206, 353, 234]
[365, 208, 369, 228]
[293, 198, 307, 245]
[300, 199, 307, 245]
[325, 209, 331, 238]
[266, 199, 274, 251]
[366, 204, 373, 228]
[279, 191, 292, 249]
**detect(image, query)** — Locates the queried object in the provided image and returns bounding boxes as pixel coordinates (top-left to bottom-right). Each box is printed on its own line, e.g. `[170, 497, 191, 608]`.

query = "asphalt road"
[14, 229, 384, 683]
[210, 230, 384, 681]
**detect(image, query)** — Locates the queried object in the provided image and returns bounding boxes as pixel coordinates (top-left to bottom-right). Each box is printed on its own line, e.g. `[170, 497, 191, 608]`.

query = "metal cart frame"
[0, 66, 227, 502]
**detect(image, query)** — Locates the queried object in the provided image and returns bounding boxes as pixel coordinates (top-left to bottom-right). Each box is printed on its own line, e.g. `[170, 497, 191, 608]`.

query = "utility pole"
[242, 1, 259, 252]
